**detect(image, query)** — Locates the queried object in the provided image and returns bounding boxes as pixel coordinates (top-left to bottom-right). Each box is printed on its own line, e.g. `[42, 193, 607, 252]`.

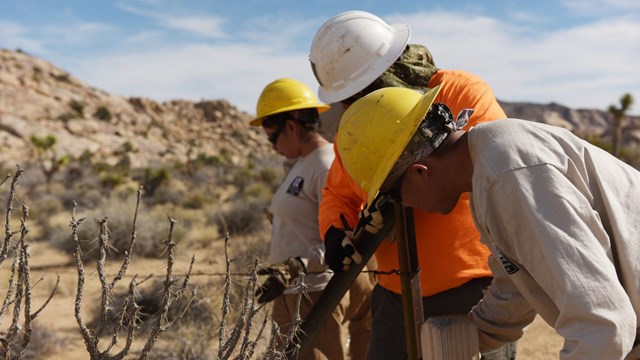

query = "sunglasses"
[267, 116, 288, 145]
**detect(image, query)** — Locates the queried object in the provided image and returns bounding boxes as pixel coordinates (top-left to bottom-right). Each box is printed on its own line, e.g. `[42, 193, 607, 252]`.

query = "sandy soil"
[15, 240, 564, 359]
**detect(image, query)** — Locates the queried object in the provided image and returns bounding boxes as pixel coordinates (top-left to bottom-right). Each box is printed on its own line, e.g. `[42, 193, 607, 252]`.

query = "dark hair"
[262, 108, 320, 132]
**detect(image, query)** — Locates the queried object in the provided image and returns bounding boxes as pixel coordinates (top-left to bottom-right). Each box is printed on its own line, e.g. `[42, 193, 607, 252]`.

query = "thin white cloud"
[117, 3, 226, 39]
[508, 11, 547, 24]
[124, 30, 166, 44]
[240, 14, 318, 47]
[161, 15, 226, 39]
[72, 43, 313, 115]
[395, 11, 639, 113]
[563, 0, 640, 15]
[36, 9, 639, 117]
[0, 21, 44, 52]
[42, 22, 114, 45]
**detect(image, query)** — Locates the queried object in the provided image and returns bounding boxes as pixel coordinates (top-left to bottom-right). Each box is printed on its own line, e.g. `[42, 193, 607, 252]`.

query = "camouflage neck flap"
[374, 44, 438, 92]
[344, 44, 439, 102]
[381, 103, 473, 193]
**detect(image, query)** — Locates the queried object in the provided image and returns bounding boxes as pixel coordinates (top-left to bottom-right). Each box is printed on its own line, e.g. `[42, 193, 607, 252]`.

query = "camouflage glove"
[358, 196, 386, 235]
[255, 257, 306, 304]
[325, 196, 386, 272]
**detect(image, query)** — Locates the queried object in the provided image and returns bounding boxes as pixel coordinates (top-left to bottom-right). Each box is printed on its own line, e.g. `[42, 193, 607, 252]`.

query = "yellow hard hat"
[337, 85, 441, 205]
[251, 78, 330, 126]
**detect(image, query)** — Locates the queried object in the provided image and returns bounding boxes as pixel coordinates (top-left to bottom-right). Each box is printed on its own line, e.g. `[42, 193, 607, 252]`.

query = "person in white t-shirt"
[250, 78, 373, 360]
[335, 85, 640, 360]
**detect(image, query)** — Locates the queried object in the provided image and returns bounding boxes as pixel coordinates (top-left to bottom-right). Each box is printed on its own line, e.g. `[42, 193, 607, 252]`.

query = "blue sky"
[1, 0, 639, 115]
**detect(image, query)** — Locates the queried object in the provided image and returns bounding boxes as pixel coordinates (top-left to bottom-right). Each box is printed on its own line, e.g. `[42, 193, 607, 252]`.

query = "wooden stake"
[421, 315, 480, 360]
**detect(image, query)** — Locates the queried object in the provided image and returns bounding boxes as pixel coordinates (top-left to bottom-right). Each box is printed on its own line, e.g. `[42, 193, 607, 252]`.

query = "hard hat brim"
[365, 84, 441, 205]
[250, 103, 331, 126]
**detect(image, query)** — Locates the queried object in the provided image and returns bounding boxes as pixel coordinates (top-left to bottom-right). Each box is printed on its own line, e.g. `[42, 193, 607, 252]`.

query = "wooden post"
[421, 315, 480, 360]
[396, 204, 423, 359]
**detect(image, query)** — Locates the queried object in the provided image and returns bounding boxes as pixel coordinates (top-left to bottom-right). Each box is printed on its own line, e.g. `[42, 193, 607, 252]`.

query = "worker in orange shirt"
[309, 11, 515, 359]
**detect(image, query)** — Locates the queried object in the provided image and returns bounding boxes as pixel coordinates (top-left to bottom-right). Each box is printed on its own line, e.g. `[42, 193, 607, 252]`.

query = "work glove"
[255, 257, 306, 304]
[324, 196, 386, 272]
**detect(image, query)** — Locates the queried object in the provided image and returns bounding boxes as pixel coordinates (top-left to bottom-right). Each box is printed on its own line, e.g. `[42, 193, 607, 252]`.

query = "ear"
[285, 119, 297, 133]
[409, 163, 429, 176]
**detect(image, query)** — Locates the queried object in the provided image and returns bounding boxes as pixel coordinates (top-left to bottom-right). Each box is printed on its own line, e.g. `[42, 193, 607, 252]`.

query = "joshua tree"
[608, 93, 634, 158]
[29, 134, 68, 184]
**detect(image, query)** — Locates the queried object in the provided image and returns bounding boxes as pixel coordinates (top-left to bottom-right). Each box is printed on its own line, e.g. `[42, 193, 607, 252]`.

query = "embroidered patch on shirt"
[287, 176, 304, 196]
[495, 246, 519, 275]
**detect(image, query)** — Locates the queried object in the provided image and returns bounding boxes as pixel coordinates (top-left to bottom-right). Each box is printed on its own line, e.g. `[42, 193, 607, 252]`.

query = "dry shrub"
[9, 324, 72, 360]
[149, 323, 215, 360]
[87, 279, 214, 335]
[214, 199, 269, 237]
[52, 195, 186, 259]
[183, 224, 219, 249]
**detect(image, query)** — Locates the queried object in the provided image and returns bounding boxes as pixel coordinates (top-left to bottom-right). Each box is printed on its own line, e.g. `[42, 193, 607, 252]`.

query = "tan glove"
[255, 257, 306, 304]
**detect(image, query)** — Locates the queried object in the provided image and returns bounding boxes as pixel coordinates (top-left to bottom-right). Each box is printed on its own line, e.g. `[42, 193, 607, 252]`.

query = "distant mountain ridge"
[1, 48, 638, 170]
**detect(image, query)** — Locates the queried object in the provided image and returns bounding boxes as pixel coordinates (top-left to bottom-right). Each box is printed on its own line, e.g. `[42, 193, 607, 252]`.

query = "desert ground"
[15, 235, 564, 360]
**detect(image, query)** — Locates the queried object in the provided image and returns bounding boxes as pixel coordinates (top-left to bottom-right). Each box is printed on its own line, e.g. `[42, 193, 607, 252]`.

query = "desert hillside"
[0, 48, 274, 170]
[2, 48, 639, 171]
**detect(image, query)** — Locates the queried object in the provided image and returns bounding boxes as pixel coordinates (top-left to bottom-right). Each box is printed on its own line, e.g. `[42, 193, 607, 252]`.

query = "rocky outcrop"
[0, 48, 272, 169]
[500, 101, 640, 147]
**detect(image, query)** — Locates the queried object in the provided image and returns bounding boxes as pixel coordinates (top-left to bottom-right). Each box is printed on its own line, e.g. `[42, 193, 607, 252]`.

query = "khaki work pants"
[272, 272, 375, 360]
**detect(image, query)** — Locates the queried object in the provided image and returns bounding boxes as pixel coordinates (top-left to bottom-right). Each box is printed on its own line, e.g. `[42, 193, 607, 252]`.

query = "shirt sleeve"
[472, 251, 537, 351]
[318, 142, 368, 237]
[474, 164, 636, 359]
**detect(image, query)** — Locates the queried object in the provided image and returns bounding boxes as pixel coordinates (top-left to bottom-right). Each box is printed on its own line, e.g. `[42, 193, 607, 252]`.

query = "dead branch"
[73, 195, 195, 360]
[0, 167, 58, 359]
[1, 165, 24, 265]
[218, 233, 233, 359]
[138, 216, 194, 360]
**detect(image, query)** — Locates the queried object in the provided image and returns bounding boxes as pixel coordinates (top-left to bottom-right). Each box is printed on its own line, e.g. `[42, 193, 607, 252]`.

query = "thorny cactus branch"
[220, 274, 251, 359]
[29, 273, 59, 320]
[0, 169, 58, 358]
[240, 310, 269, 360]
[0, 252, 20, 325]
[217, 237, 280, 360]
[139, 216, 194, 360]
[110, 276, 140, 360]
[72, 198, 195, 360]
[235, 258, 268, 360]
[281, 275, 307, 360]
[71, 202, 98, 356]
[95, 217, 112, 339]
[218, 233, 233, 360]
[1, 165, 24, 265]
[19, 207, 33, 355]
[110, 187, 143, 289]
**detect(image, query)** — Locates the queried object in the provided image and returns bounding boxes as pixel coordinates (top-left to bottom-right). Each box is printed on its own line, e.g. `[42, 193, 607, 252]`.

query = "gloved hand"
[255, 257, 306, 304]
[324, 196, 386, 272]
[359, 196, 386, 235]
[324, 225, 362, 273]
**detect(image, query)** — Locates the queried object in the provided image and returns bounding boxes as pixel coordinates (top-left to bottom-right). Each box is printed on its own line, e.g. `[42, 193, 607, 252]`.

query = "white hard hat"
[309, 11, 411, 103]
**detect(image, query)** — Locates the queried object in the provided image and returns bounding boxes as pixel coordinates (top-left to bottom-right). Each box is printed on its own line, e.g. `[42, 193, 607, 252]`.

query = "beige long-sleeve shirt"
[269, 143, 334, 294]
[468, 119, 640, 359]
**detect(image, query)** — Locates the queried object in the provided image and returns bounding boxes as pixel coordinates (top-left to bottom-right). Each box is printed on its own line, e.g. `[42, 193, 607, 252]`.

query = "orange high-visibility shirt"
[319, 69, 507, 296]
